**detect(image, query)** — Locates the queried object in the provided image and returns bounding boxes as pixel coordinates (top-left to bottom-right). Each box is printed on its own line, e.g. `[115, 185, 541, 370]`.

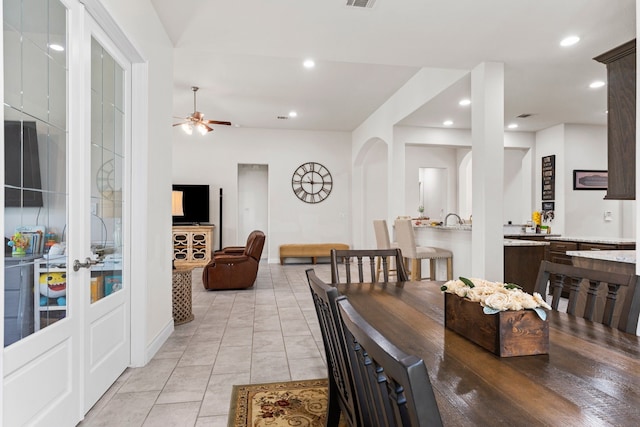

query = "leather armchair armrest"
[214, 246, 245, 256]
[211, 254, 251, 265]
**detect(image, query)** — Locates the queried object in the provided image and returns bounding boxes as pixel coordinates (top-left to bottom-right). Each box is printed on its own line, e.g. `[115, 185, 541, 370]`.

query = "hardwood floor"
[79, 262, 333, 427]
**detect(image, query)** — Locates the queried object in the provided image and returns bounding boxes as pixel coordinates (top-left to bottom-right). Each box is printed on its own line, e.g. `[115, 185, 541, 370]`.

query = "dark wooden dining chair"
[336, 297, 443, 427]
[330, 248, 409, 284]
[534, 260, 640, 333]
[306, 269, 367, 427]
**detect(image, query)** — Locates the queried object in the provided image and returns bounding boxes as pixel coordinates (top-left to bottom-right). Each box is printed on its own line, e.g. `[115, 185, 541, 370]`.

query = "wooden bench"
[280, 243, 349, 265]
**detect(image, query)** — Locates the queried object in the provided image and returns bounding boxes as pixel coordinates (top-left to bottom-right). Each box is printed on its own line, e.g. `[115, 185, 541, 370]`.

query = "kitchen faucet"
[444, 213, 464, 225]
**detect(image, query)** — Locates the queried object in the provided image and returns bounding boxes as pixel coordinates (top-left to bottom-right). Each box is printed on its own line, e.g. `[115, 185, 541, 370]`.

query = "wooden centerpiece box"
[444, 293, 549, 357]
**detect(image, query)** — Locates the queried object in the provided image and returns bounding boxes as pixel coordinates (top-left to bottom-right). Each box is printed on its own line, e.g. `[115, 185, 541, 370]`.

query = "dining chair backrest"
[336, 298, 443, 427]
[534, 260, 640, 333]
[373, 219, 393, 249]
[305, 269, 365, 427]
[331, 248, 409, 284]
[394, 219, 418, 259]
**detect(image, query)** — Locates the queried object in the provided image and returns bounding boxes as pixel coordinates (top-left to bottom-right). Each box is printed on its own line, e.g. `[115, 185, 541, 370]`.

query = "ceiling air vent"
[516, 113, 534, 118]
[346, 0, 376, 8]
[277, 116, 289, 120]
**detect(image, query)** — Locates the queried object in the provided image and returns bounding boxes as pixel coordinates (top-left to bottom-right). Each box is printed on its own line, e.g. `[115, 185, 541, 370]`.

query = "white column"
[471, 62, 505, 281]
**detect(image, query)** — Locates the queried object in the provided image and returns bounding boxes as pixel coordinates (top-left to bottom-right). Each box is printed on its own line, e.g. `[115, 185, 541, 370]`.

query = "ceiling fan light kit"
[173, 86, 232, 135]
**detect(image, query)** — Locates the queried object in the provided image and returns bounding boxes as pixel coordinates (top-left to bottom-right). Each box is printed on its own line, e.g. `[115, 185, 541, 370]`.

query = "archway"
[354, 137, 389, 249]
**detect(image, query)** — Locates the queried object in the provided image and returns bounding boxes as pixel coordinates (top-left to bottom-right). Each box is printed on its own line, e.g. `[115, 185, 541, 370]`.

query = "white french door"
[2, 1, 132, 424]
[81, 14, 131, 413]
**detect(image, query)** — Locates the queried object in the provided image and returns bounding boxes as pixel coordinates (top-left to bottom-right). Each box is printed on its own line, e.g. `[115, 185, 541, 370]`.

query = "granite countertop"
[413, 224, 472, 231]
[504, 233, 561, 237]
[546, 236, 636, 245]
[504, 239, 550, 247]
[566, 250, 636, 264]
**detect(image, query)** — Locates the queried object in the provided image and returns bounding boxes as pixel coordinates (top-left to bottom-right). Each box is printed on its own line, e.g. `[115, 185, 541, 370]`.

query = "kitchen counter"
[504, 239, 550, 247]
[547, 236, 636, 245]
[412, 226, 551, 281]
[505, 233, 561, 238]
[568, 250, 636, 291]
[567, 250, 635, 264]
[413, 224, 472, 231]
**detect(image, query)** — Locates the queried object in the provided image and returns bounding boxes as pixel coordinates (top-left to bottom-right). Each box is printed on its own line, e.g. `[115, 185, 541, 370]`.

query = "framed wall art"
[573, 170, 608, 190]
[541, 155, 555, 201]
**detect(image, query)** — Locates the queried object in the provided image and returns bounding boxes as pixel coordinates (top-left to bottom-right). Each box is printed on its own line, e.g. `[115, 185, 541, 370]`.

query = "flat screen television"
[172, 184, 210, 224]
[4, 120, 44, 207]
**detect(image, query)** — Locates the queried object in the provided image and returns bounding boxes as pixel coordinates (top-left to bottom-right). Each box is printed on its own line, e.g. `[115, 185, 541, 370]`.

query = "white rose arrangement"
[441, 276, 551, 320]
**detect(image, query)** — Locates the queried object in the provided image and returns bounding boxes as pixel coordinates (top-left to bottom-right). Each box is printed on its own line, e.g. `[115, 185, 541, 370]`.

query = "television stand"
[172, 224, 215, 268]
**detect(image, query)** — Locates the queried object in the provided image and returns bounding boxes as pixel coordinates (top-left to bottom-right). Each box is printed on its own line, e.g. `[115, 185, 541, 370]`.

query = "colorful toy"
[39, 272, 67, 305]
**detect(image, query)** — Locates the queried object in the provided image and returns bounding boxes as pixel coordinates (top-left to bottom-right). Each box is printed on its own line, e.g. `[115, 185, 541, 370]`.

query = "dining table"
[336, 280, 640, 427]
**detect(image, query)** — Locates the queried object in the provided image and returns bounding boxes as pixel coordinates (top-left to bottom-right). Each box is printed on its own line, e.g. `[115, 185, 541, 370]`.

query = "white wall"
[101, 0, 174, 362]
[534, 123, 634, 238]
[535, 124, 567, 234]
[172, 127, 352, 263]
[402, 144, 529, 225]
[564, 124, 631, 237]
[362, 140, 388, 249]
[404, 145, 458, 220]
[504, 149, 528, 224]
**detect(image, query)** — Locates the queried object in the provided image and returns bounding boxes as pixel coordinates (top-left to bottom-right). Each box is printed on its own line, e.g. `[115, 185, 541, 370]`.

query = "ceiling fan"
[173, 86, 231, 135]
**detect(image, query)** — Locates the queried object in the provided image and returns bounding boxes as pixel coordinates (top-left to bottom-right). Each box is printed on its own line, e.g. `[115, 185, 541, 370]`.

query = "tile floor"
[79, 262, 334, 427]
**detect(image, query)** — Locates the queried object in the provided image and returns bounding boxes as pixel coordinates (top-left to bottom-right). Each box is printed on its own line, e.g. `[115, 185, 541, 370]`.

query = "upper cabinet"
[594, 39, 636, 200]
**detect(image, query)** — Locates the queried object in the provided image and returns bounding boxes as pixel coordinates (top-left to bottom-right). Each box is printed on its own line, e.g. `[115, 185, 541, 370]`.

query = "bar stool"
[394, 219, 453, 281]
[373, 219, 399, 282]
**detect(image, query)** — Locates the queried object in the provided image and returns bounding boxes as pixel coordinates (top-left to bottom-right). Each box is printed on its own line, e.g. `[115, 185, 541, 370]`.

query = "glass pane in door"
[3, 0, 69, 346]
[89, 37, 124, 302]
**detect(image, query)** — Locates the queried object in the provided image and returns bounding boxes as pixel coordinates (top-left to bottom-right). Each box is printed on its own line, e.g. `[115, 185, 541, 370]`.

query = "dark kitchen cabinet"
[594, 39, 636, 200]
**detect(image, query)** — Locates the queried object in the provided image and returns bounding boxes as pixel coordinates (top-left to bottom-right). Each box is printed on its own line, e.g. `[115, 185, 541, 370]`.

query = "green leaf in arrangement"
[533, 307, 547, 321]
[459, 276, 475, 288]
[483, 306, 501, 315]
[504, 283, 523, 290]
[440, 285, 448, 292]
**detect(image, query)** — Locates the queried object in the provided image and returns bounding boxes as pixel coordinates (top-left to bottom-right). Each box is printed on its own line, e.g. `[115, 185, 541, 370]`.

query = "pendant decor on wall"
[291, 162, 333, 204]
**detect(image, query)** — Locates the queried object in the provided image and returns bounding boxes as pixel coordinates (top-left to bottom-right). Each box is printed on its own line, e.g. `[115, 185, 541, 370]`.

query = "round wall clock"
[96, 159, 116, 199]
[291, 162, 333, 204]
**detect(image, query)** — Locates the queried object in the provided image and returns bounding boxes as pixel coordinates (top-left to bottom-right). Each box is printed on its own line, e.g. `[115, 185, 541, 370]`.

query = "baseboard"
[140, 317, 174, 366]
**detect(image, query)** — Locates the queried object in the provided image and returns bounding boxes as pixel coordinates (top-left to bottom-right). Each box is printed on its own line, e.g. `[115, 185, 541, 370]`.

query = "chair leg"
[446, 258, 453, 281]
[375, 257, 381, 282]
[429, 259, 436, 280]
[411, 258, 420, 281]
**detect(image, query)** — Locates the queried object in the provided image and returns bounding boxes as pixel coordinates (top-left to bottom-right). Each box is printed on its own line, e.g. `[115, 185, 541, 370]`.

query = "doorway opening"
[237, 164, 268, 259]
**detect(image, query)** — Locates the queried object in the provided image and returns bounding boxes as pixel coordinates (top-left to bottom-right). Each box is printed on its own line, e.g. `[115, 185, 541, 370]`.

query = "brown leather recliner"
[212, 230, 262, 256]
[202, 230, 265, 290]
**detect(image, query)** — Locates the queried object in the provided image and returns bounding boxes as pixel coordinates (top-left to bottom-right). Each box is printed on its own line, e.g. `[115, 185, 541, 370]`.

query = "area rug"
[228, 378, 346, 427]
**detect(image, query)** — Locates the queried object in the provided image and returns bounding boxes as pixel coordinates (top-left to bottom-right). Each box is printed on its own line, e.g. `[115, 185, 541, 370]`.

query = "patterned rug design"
[228, 378, 336, 427]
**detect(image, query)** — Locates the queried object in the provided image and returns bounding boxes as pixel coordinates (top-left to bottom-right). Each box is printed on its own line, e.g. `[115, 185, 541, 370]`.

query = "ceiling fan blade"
[204, 120, 232, 126]
[202, 123, 214, 133]
[172, 122, 187, 127]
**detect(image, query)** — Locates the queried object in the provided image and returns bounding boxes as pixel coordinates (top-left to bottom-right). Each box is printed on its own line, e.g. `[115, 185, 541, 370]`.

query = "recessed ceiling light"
[459, 98, 471, 106]
[49, 43, 64, 51]
[589, 81, 605, 89]
[289, 111, 298, 118]
[560, 36, 580, 47]
[303, 59, 315, 69]
[443, 120, 453, 126]
[507, 123, 518, 129]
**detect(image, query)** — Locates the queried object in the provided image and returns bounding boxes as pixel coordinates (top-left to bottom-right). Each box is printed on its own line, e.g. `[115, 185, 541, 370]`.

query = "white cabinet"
[172, 225, 214, 267]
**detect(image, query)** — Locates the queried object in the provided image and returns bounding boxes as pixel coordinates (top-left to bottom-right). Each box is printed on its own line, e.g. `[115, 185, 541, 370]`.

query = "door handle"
[73, 257, 99, 272]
